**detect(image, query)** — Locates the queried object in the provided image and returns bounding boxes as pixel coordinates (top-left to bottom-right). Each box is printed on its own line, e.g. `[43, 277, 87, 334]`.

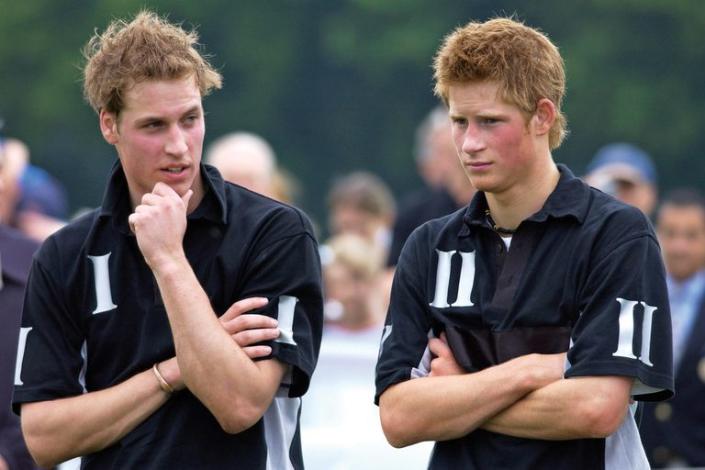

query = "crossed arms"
[20, 184, 288, 467]
[379, 334, 633, 448]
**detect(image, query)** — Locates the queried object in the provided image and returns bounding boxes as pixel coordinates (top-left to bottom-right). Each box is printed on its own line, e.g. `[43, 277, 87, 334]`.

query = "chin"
[468, 179, 495, 193]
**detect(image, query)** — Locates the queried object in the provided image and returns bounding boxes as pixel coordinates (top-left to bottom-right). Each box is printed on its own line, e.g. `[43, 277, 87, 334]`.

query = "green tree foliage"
[1, 0, 703, 225]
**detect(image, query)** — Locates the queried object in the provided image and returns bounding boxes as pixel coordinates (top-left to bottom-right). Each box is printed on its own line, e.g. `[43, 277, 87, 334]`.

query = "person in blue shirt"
[640, 188, 705, 467]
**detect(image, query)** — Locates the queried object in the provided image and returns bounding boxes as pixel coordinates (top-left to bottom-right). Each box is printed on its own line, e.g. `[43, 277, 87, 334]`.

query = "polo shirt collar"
[98, 160, 228, 235]
[459, 164, 590, 237]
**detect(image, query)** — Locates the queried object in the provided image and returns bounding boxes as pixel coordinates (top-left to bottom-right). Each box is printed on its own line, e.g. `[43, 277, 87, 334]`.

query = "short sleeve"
[375, 229, 433, 404]
[565, 231, 673, 401]
[13, 249, 86, 413]
[237, 210, 323, 398]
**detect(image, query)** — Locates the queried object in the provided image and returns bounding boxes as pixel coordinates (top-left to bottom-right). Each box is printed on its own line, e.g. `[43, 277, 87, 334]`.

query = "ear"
[532, 98, 556, 138]
[99, 110, 119, 145]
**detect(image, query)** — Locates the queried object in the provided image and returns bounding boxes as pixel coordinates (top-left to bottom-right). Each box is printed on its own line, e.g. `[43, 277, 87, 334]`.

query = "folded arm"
[427, 334, 633, 440]
[379, 349, 565, 447]
[21, 360, 173, 468]
[20, 298, 279, 468]
[482, 375, 632, 439]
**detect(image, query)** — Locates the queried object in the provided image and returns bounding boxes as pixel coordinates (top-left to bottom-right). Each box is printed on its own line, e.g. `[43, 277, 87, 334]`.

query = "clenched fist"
[128, 183, 193, 270]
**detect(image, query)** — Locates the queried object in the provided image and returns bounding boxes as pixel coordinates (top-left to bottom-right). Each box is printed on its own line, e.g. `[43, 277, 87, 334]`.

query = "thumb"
[429, 337, 449, 357]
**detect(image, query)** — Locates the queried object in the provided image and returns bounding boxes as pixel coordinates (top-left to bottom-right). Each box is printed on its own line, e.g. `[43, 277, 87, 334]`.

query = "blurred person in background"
[0, 137, 28, 227]
[640, 189, 705, 468]
[302, 233, 432, 469]
[12, 11, 323, 469]
[0, 131, 67, 241]
[320, 233, 386, 327]
[15, 164, 69, 241]
[327, 171, 395, 263]
[583, 142, 658, 218]
[0, 130, 40, 470]
[386, 106, 475, 268]
[205, 131, 298, 203]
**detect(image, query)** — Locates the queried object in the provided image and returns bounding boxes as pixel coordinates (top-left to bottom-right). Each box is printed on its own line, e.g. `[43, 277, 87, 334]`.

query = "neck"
[186, 178, 206, 214]
[486, 159, 560, 230]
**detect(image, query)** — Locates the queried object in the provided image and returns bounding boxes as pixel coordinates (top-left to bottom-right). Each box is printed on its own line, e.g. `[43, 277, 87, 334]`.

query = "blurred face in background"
[584, 168, 657, 217]
[0, 139, 28, 224]
[324, 261, 375, 326]
[330, 203, 387, 244]
[657, 204, 705, 281]
[419, 121, 457, 187]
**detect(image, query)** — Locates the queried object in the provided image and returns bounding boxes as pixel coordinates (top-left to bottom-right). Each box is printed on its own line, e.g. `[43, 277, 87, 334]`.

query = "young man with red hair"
[376, 17, 673, 469]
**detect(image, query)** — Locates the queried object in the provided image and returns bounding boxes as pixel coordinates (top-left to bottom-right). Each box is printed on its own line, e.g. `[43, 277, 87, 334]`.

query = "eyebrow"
[134, 106, 203, 126]
[181, 105, 202, 117]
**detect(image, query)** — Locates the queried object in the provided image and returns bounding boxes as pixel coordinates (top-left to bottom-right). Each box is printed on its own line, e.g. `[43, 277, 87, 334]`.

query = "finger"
[242, 345, 272, 359]
[222, 313, 278, 332]
[428, 337, 451, 357]
[440, 331, 449, 344]
[152, 182, 175, 197]
[233, 328, 280, 347]
[141, 192, 162, 206]
[220, 297, 269, 322]
[128, 213, 138, 234]
[429, 357, 443, 376]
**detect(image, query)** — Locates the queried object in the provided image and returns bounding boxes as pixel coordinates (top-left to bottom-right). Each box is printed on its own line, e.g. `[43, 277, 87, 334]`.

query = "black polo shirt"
[376, 164, 673, 470]
[13, 162, 323, 469]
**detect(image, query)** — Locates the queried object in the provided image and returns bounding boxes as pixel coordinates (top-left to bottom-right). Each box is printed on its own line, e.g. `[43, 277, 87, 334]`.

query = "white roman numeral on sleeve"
[14, 327, 32, 386]
[612, 297, 658, 367]
[275, 296, 298, 346]
[88, 253, 117, 314]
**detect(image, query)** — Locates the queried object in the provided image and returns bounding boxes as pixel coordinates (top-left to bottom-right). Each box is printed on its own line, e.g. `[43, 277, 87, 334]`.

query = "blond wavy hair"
[82, 10, 222, 115]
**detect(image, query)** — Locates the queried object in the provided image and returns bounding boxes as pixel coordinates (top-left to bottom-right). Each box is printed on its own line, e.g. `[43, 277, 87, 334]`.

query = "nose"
[461, 126, 485, 155]
[164, 125, 188, 156]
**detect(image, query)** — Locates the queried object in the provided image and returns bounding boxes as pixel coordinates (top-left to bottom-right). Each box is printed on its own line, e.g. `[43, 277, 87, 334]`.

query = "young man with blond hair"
[376, 17, 673, 469]
[13, 11, 322, 469]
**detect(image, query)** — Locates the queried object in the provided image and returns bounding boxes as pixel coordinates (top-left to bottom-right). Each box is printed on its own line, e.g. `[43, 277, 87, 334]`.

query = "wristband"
[152, 363, 174, 394]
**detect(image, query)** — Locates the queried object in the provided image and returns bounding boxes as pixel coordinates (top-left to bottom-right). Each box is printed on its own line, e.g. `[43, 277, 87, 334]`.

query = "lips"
[159, 165, 191, 182]
[465, 161, 492, 170]
[164, 167, 184, 174]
